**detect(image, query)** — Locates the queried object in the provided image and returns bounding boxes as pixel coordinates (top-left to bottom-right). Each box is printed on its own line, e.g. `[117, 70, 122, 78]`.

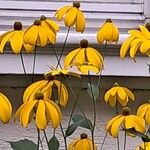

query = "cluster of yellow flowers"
[0, 1, 149, 150]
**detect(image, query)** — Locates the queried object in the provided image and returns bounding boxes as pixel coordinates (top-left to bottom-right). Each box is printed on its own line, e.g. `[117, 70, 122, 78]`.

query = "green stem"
[100, 132, 107, 150]
[37, 128, 40, 150]
[56, 27, 70, 69]
[43, 130, 50, 150]
[115, 103, 120, 150]
[88, 73, 96, 150]
[59, 123, 67, 150]
[20, 52, 29, 85]
[32, 45, 37, 83]
[124, 131, 127, 150]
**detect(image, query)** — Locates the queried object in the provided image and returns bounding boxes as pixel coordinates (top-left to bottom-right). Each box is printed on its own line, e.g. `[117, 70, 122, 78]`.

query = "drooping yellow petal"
[120, 35, 135, 59]
[118, 95, 128, 106]
[75, 48, 85, 64]
[20, 100, 37, 127]
[145, 108, 150, 124]
[109, 95, 116, 107]
[23, 43, 35, 53]
[68, 139, 80, 150]
[0, 31, 15, 53]
[76, 9, 85, 33]
[64, 7, 77, 27]
[104, 90, 111, 103]
[106, 115, 122, 132]
[111, 23, 119, 42]
[44, 100, 61, 128]
[55, 6, 71, 21]
[45, 19, 59, 32]
[128, 30, 147, 40]
[38, 26, 48, 47]
[117, 87, 126, 101]
[110, 87, 117, 96]
[24, 25, 38, 45]
[123, 87, 135, 101]
[36, 100, 47, 129]
[10, 31, 23, 53]
[139, 25, 150, 39]
[137, 103, 149, 118]
[140, 40, 150, 54]
[64, 48, 81, 68]
[110, 116, 124, 138]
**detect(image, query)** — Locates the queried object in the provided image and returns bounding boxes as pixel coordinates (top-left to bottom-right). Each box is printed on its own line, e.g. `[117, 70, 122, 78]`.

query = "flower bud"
[80, 39, 89, 48]
[73, 2, 80, 8]
[122, 107, 131, 116]
[145, 22, 150, 32]
[14, 21, 22, 30]
[34, 20, 41, 26]
[106, 18, 112, 23]
[34, 91, 44, 100]
[80, 133, 88, 139]
[40, 15, 47, 21]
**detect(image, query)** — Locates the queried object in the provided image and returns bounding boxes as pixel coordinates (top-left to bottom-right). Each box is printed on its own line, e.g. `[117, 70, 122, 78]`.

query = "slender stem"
[56, 27, 70, 69]
[43, 129, 50, 150]
[115, 103, 120, 150]
[59, 123, 67, 150]
[88, 73, 97, 150]
[51, 44, 62, 69]
[37, 128, 40, 150]
[100, 132, 107, 150]
[20, 52, 29, 85]
[124, 131, 127, 150]
[32, 45, 37, 82]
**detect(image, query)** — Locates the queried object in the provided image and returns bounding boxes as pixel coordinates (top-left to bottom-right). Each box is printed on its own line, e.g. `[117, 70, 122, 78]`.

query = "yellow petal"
[64, 48, 80, 68]
[118, 95, 128, 106]
[139, 25, 150, 39]
[24, 25, 38, 45]
[44, 100, 62, 128]
[64, 7, 77, 27]
[45, 19, 59, 32]
[20, 100, 37, 127]
[109, 95, 116, 107]
[55, 6, 71, 21]
[24, 43, 35, 53]
[123, 87, 135, 101]
[145, 108, 150, 124]
[120, 35, 135, 59]
[75, 48, 85, 64]
[36, 100, 47, 129]
[137, 103, 149, 118]
[0, 31, 15, 53]
[110, 87, 117, 96]
[117, 87, 126, 101]
[76, 9, 85, 33]
[110, 116, 124, 137]
[38, 26, 48, 47]
[10, 31, 23, 53]
[128, 30, 147, 40]
[68, 139, 80, 150]
[111, 23, 119, 42]
[104, 90, 111, 103]
[106, 115, 122, 132]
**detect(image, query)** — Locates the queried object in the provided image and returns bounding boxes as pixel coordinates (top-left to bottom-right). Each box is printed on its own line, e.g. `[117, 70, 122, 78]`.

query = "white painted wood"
[0, 1, 143, 13]
[144, 0, 150, 21]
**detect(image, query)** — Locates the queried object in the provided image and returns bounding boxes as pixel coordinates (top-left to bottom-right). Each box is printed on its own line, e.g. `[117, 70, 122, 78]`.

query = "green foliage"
[8, 139, 37, 150]
[87, 83, 99, 101]
[49, 135, 59, 150]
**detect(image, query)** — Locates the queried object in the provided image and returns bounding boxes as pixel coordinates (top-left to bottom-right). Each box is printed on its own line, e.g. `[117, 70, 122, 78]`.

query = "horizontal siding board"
[0, 1, 143, 13]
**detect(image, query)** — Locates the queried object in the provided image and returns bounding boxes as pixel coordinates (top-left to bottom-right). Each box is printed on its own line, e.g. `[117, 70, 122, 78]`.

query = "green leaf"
[65, 123, 78, 137]
[49, 136, 59, 150]
[72, 114, 93, 130]
[87, 83, 99, 101]
[8, 139, 37, 150]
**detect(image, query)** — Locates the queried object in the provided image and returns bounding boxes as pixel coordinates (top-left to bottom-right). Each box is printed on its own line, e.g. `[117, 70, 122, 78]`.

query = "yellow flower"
[0, 92, 12, 123]
[0, 21, 34, 53]
[136, 142, 150, 150]
[14, 91, 62, 129]
[68, 133, 97, 150]
[64, 39, 104, 75]
[40, 15, 59, 34]
[104, 83, 135, 107]
[24, 20, 56, 47]
[137, 103, 150, 125]
[97, 18, 119, 44]
[106, 107, 145, 138]
[55, 2, 85, 32]
[44, 67, 81, 78]
[120, 23, 150, 59]
[23, 78, 68, 107]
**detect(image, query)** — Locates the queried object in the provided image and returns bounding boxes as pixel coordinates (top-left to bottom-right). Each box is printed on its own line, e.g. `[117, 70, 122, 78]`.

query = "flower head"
[68, 133, 97, 150]
[136, 142, 150, 150]
[23, 78, 68, 107]
[97, 18, 119, 44]
[106, 107, 145, 138]
[44, 67, 81, 78]
[104, 83, 135, 107]
[64, 39, 104, 74]
[0, 93, 12, 123]
[24, 19, 56, 47]
[0, 21, 34, 53]
[55, 2, 85, 32]
[120, 23, 150, 59]
[15, 91, 62, 129]
[137, 102, 150, 125]
[40, 15, 59, 34]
